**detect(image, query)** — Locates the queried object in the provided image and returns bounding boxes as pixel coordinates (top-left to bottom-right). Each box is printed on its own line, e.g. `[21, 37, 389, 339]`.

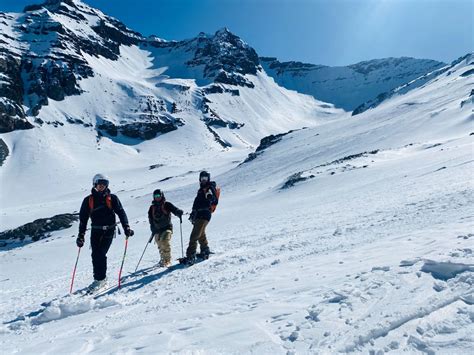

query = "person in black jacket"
[148, 189, 183, 267]
[184, 171, 219, 265]
[76, 173, 134, 291]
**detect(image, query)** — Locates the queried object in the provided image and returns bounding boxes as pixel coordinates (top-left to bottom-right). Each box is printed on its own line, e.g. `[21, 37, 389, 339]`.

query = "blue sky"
[1, 0, 472, 66]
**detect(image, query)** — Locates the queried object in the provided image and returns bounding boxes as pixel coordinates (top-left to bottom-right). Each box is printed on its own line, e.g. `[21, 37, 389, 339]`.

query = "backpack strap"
[105, 194, 112, 209]
[88, 194, 113, 215]
[211, 186, 220, 213]
[88, 195, 94, 212]
[151, 202, 169, 216]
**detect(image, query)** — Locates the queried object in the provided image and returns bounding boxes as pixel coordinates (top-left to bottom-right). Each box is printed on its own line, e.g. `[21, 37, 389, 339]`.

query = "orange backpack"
[211, 186, 221, 213]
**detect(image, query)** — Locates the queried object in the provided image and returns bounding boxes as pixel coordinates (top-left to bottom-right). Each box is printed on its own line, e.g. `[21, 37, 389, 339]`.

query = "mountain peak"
[24, 0, 85, 12]
[213, 27, 245, 45]
[178, 28, 260, 86]
[215, 27, 231, 36]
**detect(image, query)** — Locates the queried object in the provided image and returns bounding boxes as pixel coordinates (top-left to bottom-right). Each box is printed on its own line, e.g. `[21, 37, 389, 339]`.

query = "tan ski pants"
[154, 230, 172, 264]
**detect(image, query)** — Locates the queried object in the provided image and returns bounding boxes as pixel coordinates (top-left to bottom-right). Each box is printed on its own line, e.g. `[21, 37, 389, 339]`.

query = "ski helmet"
[92, 173, 109, 187]
[199, 171, 210, 182]
[153, 189, 165, 200]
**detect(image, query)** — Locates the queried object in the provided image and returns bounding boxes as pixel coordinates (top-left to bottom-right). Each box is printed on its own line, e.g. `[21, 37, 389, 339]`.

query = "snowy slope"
[0, 42, 339, 230]
[0, 39, 472, 355]
[261, 56, 445, 111]
[0, 1, 342, 229]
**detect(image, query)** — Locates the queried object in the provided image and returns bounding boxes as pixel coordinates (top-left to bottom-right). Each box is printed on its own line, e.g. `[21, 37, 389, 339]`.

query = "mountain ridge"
[261, 56, 446, 111]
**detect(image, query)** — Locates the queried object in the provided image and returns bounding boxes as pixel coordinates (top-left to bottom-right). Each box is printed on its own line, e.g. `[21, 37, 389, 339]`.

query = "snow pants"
[90, 229, 114, 281]
[154, 230, 172, 264]
[186, 218, 209, 258]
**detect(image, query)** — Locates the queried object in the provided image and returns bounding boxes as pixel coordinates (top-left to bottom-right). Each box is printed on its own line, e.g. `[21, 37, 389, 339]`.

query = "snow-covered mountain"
[0, 0, 342, 229]
[0, 0, 338, 148]
[1, 0, 473, 353]
[352, 53, 474, 115]
[261, 56, 446, 111]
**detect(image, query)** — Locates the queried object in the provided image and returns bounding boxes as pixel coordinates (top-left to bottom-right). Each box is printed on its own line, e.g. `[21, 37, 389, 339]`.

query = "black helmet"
[153, 189, 165, 200]
[199, 171, 210, 182]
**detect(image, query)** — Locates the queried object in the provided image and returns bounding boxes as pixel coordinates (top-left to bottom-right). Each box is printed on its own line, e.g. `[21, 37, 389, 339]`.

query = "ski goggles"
[200, 176, 209, 182]
[96, 179, 109, 186]
[153, 194, 162, 199]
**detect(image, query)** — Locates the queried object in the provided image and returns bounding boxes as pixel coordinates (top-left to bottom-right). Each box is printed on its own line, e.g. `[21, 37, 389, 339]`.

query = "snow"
[0, 6, 473, 354]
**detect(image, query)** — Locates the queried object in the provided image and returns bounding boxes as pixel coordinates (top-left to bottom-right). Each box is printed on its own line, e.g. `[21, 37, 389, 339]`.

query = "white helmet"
[92, 173, 109, 187]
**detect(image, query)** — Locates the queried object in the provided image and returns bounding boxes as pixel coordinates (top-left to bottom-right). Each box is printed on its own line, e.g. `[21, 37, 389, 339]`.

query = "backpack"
[151, 202, 169, 216]
[88, 194, 112, 215]
[210, 186, 221, 213]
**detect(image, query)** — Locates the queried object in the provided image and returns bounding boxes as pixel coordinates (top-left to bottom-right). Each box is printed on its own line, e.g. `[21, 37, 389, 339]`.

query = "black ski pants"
[90, 229, 114, 281]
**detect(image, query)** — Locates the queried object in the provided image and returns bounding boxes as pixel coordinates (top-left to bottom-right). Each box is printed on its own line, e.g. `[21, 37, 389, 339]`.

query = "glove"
[76, 233, 85, 248]
[125, 226, 134, 237]
[189, 210, 196, 224]
[176, 209, 183, 222]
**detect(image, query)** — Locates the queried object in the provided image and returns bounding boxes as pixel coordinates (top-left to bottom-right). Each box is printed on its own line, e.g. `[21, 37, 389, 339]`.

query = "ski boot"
[178, 255, 195, 265]
[158, 259, 172, 268]
[198, 247, 211, 260]
[86, 278, 107, 294]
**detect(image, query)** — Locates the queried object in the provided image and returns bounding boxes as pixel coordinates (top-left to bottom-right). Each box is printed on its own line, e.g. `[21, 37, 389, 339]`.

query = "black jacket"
[79, 188, 129, 234]
[148, 200, 181, 234]
[192, 181, 218, 222]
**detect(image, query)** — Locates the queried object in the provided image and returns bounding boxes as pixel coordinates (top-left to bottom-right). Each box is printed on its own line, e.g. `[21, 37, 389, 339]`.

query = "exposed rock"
[120, 121, 178, 140]
[0, 110, 34, 133]
[460, 68, 474, 77]
[149, 163, 164, 170]
[215, 71, 255, 88]
[460, 89, 474, 108]
[0, 213, 79, 243]
[202, 116, 244, 129]
[281, 172, 314, 190]
[240, 130, 296, 165]
[280, 150, 379, 189]
[0, 138, 9, 166]
[202, 84, 241, 96]
[179, 28, 260, 87]
[97, 119, 181, 140]
[203, 85, 224, 94]
[206, 125, 231, 149]
[260, 56, 325, 75]
[2, 0, 145, 128]
[93, 18, 141, 45]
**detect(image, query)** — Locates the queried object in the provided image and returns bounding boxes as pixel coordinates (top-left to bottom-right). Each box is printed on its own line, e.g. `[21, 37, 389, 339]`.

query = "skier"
[147, 189, 183, 267]
[76, 174, 134, 292]
[183, 171, 219, 265]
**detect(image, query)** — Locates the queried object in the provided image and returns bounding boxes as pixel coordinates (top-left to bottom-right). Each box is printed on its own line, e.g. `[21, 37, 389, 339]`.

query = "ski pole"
[118, 237, 129, 289]
[134, 233, 154, 272]
[180, 218, 184, 258]
[70, 247, 81, 294]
